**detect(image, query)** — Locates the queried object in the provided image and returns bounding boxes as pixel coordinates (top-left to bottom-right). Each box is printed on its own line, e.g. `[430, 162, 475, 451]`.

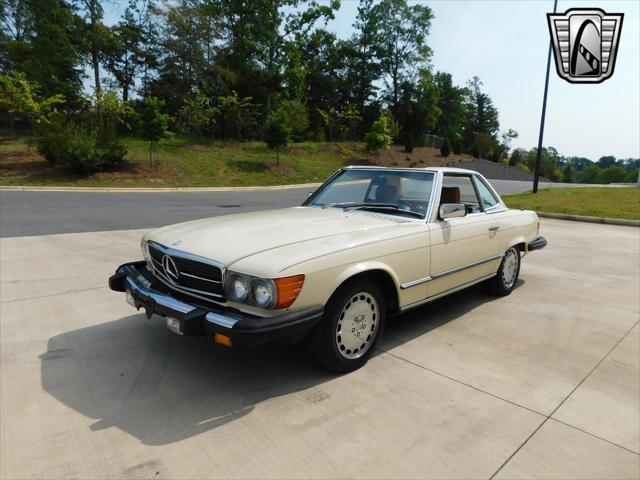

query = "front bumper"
[109, 262, 324, 347]
[527, 236, 547, 252]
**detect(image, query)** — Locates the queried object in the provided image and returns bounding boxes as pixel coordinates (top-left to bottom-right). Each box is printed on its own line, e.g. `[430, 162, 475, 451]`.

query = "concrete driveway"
[1, 219, 638, 479]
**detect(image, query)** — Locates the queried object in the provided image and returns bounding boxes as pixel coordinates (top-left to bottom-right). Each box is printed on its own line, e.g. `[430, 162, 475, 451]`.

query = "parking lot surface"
[1, 219, 638, 479]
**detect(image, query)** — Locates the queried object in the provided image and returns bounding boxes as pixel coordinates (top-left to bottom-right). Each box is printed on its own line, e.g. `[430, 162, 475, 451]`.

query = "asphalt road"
[0, 179, 592, 237]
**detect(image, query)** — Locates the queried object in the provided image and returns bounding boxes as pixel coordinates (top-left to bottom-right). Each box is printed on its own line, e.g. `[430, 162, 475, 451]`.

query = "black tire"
[308, 278, 386, 372]
[487, 246, 521, 296]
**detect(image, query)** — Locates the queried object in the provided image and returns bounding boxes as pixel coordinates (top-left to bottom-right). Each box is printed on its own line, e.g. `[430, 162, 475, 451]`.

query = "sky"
[104, 0, 640, 160]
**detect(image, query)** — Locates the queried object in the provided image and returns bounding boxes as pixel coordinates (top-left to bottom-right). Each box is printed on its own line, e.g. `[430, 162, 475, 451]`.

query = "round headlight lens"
[253, 279, 276, 308]
[228, 274, 250, 302]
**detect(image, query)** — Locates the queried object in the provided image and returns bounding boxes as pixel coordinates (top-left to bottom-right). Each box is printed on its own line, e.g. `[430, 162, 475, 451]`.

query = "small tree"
[278, 99, 309, 142]
[264, 109, 291, 165]
[440, 138, 452, 157]
[365, 115, 392, 164]
[140, 97, 169, 168]
[178, 90, 218, 139]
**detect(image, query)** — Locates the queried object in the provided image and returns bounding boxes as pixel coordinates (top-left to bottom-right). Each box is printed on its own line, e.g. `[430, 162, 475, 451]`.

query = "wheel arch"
[333, 264, 401, 315]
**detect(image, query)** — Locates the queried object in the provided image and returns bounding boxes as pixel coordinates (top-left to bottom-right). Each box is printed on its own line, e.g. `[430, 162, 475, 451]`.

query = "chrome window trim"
[400, 254, 503, 289]
[304, 168, 438, 222]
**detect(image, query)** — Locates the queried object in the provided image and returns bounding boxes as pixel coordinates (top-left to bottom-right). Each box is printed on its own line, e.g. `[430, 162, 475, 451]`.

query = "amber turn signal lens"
[274, 274, 305, 309]
[214, 333, 233, 347]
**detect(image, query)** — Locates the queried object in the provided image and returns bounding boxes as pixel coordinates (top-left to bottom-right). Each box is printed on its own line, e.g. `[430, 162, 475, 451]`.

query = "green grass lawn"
[503, 188, 640, 221]
[0, 136, 468, 188]
[0, 137, 363, 188]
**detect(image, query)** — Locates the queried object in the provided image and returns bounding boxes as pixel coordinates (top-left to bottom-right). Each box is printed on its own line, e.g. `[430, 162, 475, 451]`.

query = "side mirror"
[307, 192, 313, 197]
[439, 203, 466, 220]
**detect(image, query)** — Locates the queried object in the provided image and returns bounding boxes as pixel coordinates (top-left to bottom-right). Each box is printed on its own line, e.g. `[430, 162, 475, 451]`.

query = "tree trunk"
[149, 141, 153, 169]
[92, 53, 101, 94]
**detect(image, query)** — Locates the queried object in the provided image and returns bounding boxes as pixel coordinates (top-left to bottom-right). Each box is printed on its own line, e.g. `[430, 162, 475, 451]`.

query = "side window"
[441, 175, 482, 214]
[473, 177, 500, 209]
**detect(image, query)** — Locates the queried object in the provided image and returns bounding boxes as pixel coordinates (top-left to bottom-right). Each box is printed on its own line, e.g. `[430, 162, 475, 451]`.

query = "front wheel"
[487, 247, 521, 296]
[308, 279, 386, 372]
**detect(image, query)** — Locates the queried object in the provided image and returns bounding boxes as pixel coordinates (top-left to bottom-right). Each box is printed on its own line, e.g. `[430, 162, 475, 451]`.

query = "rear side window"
[473, 177, 500, 209]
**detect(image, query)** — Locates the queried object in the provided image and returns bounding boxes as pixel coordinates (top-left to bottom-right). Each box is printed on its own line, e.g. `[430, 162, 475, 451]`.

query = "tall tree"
[104, 0, 153, 101]
[351, 0, 383, 113]
[377, 0, 433, 115]
[462, 76, 499, 152]
[1, 0, 83, 103]
[433, 71, 466, 141]
[397, 70, 440, 148]
[75, 0, 109, 94]
[253, 0, 339, 115]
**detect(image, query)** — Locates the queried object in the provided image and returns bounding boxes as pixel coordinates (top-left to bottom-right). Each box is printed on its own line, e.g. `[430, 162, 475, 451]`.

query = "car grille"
[147, 242, 225, 300]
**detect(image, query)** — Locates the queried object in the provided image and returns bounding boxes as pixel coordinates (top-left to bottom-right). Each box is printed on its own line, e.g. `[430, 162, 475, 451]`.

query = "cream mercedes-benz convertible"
[110, 167, 546, 371]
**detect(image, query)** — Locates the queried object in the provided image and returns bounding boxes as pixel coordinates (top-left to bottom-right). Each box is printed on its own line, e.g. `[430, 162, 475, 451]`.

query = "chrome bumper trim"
[123, 265, 239, 328]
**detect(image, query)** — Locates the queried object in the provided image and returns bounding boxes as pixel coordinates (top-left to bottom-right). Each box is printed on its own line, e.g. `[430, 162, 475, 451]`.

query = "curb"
[0, 183, 322, 193]
[537, 211, 640, 227]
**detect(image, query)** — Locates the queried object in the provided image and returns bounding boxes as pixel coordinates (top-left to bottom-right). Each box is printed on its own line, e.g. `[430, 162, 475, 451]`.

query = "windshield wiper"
[323, 202, 424, 219]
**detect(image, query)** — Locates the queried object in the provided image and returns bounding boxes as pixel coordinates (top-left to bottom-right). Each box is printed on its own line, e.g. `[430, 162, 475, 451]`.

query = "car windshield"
[304, 169, 435, 219]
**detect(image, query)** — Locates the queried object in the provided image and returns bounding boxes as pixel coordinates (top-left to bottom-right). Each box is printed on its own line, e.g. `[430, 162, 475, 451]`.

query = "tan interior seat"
[440, 187, 460, 204]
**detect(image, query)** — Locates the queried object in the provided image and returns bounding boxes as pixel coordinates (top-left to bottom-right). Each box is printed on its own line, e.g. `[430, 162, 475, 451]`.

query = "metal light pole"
[533, 0, 558, 193]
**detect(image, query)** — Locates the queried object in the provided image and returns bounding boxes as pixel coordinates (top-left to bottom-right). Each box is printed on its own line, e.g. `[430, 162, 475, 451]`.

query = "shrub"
[440, 138, 452, 157]
[35, 118, 127, 173]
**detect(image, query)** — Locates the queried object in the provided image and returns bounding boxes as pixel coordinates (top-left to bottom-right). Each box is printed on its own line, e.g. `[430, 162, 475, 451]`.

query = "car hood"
[146, 206, 413, 268]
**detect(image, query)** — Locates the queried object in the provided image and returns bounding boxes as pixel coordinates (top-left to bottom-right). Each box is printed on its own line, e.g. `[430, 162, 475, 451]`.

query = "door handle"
[488, 226, 500, 232]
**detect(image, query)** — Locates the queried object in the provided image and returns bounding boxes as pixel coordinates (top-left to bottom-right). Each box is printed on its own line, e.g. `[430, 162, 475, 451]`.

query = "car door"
[426, 173, 503, 298]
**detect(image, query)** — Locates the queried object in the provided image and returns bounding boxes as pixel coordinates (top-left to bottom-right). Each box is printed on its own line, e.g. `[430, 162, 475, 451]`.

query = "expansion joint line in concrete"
[488, 319, 640, 479]
[1, 285, 108, 304]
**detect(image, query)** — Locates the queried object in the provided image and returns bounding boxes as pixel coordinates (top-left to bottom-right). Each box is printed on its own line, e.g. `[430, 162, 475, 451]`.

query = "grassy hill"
[0, 137, 470, 188]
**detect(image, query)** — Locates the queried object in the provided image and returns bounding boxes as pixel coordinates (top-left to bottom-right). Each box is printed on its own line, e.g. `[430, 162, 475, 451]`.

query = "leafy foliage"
[178, 89, 218, 138]
[264, 108, 291, 164]
[365, 114, 392, 162]
[140, 96, 169, 166]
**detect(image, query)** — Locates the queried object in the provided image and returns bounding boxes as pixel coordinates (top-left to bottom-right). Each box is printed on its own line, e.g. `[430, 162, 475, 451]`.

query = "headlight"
[253, 279, 276, 309]
[224, 272, 305, 309]
[225, 273, 250, 302]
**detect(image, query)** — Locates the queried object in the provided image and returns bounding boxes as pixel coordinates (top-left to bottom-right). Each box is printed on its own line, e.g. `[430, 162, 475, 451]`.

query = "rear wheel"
[308, 279, 386, 372]
[487, 247, 521, 296]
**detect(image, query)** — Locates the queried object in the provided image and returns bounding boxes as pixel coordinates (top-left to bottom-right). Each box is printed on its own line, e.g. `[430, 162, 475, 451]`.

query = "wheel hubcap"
[501, 248, 519, 289]
[336, 292, 379, 360]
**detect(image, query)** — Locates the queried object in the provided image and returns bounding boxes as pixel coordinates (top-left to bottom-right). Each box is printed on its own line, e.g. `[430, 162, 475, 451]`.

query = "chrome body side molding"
[400, 254, 503, 290]
[400, 273, 498, 311]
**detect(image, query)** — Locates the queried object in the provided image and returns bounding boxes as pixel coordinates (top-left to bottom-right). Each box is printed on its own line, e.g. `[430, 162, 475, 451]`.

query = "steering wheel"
[398, 199, 425, 216]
